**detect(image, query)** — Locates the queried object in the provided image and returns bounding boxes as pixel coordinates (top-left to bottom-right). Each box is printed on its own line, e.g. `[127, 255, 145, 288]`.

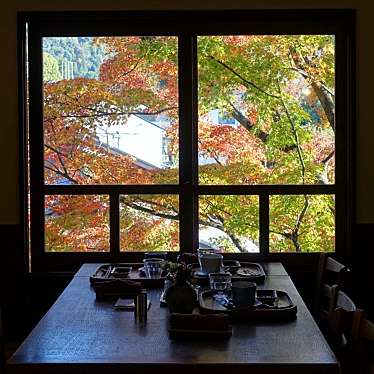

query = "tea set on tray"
[90, 250, 297, 321]
[190, 249, 293, 314]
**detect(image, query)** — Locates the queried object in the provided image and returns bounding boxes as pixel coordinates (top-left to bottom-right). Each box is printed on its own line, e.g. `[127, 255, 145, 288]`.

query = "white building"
[95, 114, 171, 169]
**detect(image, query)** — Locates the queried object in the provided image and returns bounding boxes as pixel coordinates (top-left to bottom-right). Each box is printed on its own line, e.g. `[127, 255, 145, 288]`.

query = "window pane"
[198, 35, 335, 185]
[199, 195, 259, 253]
[269, 194, 335, 252]
[120, 194, 179, 251]
[45, 195, 109, 252]
[43, 36, 179, 185]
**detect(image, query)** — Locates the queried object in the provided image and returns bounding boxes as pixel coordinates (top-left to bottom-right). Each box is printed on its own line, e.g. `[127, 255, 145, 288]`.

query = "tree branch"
[45, 143, 79, 183]
[277, 81, 310, 252]
[122, 200, 179, 221]
[277, 82, 306, 183]
[199, 217, 246, 252]
[310, 82, 335, 131]
[47, 106, 178, 121]
[117, 59, 142, 79]
[226, 99, 269, 143]
[198, 140, 223, 166]
[207, 54, 280, 99]
[288, 67, 335, 98]
[44, 165, 78, 184]
[289, 49, 335, 131]
[317, 150, 335, 184]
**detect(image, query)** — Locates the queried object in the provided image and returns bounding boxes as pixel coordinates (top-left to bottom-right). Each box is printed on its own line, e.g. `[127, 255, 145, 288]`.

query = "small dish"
[222, 260, 241, 273]
[222, 297, 262, 310]
[256, 289, 278, 304]
[111, 266, 132, 278]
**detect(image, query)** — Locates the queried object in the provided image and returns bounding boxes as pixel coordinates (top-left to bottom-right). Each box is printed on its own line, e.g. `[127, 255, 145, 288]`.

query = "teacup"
[231, 281, 256, 307]
[198, 249, 223, 274]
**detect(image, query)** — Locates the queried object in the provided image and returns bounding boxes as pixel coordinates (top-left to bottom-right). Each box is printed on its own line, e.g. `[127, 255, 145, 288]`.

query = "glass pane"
[198, 35, 335, 185]
[43, 36, 179, 185]
[45, 195, 109, 252]
[269, 194, 335, 252]
[199, 195, 259, 253]
[120, 195, 179, 251]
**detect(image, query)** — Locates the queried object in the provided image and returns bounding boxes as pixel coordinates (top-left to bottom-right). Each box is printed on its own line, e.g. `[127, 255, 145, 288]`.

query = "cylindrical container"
[197, 248, 223, 274]
[143, 258, 165, 278]
[231, 281, 256, 307]
[135, 290, 147, 322]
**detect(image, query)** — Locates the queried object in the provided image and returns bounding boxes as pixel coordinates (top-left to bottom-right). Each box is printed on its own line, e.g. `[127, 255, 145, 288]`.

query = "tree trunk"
[311, 82, 335, 131]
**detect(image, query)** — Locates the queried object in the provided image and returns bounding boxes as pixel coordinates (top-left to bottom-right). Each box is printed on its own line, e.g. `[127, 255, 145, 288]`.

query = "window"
[20, 11, 354, 272]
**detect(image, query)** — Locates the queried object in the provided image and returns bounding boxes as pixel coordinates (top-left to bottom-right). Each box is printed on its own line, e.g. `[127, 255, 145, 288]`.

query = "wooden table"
[7, 263, 340, 374]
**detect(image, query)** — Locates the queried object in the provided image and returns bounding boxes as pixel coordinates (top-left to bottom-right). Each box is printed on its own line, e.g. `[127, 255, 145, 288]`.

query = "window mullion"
[178, 34, 198, 252]
[259, 194, 270, 255]
[110, 193, 120, 256]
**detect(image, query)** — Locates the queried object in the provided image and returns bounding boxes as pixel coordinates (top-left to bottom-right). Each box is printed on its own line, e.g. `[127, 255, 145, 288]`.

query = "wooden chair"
[321, 290, 357, 374]
[351, 309, 374, 374]
[314, 253, 350, 323]
[327, 290, 357, 348]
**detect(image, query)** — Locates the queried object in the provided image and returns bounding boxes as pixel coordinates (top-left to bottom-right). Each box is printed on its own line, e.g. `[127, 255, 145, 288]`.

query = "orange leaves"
[45, 195, 110, 252]
[198, 121, 265, 165]
[246, 108, 259, 125]
[119, 195, 179, 252]
[304, 129, 334, 164]
[198, 121, 268, 185]
[95, 36, 179, 115]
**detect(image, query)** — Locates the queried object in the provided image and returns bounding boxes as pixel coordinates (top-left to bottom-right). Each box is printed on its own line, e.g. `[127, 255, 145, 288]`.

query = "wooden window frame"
[18, 10, 355, 273]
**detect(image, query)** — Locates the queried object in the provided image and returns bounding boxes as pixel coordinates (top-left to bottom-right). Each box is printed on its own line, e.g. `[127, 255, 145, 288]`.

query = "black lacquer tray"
[189, 261, 266, 284]
[199, 289, 297, 321]
[89, 263, 167, 287]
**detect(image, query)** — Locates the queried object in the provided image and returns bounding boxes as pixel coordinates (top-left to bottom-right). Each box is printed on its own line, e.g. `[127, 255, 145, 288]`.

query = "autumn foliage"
[43, 35, 335, 253]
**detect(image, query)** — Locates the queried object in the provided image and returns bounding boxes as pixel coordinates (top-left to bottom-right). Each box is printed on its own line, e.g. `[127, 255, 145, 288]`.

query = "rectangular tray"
[90, 263, 167, 287]
[199, 289, 297, 321]
[189, 262, 266, 285]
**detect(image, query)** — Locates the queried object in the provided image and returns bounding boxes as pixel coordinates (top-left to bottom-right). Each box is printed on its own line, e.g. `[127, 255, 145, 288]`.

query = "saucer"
[195, 267, 230, 277]
[222, 297, 262, 309]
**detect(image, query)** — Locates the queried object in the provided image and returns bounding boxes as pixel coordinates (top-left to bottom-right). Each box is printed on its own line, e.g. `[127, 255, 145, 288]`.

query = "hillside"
[42, 37, 106, 79]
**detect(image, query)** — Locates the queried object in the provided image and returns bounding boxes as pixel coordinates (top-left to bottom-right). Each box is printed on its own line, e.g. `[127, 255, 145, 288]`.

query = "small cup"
[143, 258, 165, 279]
[231, 281, 256, 307]
[198, 249, 223, 274]
[209, 272, 231, 300]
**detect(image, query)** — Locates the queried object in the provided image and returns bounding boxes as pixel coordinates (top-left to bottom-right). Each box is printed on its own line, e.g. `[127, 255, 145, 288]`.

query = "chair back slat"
[327, 291, 357, 348]
[325, 256, 347, 273]
[336, 290, 356, 312]
[324, 256, 350, 285]
[314, 253, 350, 321]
